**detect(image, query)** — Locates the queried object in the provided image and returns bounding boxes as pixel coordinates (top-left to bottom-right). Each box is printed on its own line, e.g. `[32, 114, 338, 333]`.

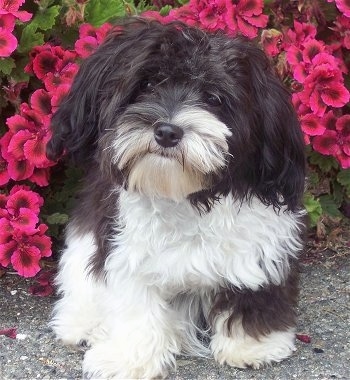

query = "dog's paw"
[82, 341, 171, 379]
[211, 328, 296, 369]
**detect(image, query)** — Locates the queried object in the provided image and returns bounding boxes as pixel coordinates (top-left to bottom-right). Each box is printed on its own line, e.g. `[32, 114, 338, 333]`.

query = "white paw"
[82, 341, 171, 379]
[211, 327, 296, 369]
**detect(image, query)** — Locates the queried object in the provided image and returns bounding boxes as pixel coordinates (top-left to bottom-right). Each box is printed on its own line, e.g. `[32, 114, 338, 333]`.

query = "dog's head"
[47, 18, 305, 212]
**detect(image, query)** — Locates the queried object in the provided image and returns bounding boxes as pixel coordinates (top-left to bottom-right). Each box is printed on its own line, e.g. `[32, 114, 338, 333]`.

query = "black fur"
[47, 18, 305, 215]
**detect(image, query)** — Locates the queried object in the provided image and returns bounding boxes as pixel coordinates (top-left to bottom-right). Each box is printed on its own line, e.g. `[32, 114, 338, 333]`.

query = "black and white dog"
[47, 18, 306, 379]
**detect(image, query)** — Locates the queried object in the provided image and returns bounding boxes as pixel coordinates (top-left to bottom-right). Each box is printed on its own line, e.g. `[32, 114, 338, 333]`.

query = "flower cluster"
[0, 44, 79, 187]
[0, 22, 108, 277]
[0, 185, 51, 277]
[261, 10, 350, 169]
[144, 0, 268, 38]
[285, 19, 350, 168]
[0, 0, 32, 57]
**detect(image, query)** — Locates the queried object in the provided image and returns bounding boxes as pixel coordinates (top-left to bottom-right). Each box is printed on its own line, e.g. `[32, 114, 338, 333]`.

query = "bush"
[0, 0, 349, 277]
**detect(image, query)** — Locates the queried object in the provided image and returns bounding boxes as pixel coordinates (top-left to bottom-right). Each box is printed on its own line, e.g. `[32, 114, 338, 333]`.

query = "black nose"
[154, 123, 184, 148]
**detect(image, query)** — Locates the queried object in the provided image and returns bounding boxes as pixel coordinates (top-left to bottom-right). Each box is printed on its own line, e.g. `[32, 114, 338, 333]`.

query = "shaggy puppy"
[47, 18, 306, 379]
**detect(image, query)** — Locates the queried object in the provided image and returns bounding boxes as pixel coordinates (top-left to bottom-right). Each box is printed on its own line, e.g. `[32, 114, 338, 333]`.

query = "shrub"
[0, 0, 349, 277]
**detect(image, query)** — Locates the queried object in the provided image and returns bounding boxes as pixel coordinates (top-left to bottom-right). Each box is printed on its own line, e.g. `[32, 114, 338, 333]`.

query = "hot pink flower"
[334, 0, 350, 17]
[332, 15, 350, 50]
[7, 157, 34, 181]
[313, 115, 350, 168]
[11, 243, 41, 277]
[0, 0, 32, 22]
[50, 83, 71, 112]
[286, 21, 317, 48]
[0, 13, 15, 31]
[0, 28, 17, 57]
[299, 53, 350, 116]
[44, 63, 79, 92]
[31, 50, 59, 79]
[30, 89, 52, 116]
[300, 113, 326, 136]
[7, 186, 44, 214]
[75, 36, 99, 58]
[0, 153, 10, 186]
[28, 168, 50, 187]
[232, 0, 268, 39]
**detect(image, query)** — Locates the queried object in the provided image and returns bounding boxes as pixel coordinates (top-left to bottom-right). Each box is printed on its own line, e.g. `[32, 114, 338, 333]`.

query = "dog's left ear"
[243, 43, 305, 211]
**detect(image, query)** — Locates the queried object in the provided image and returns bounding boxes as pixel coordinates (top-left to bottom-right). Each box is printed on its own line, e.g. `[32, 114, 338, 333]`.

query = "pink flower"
[75, 35, 99, 58]
[0, 147, 9, 185]
[0, 28, 17, 57]
[0, 13, 15, 31]
[232, 0, 268, 39]
[313, 115, 350, 168]
[75, 23, 113, 58]
[30, 89, 52, 116]
[300, 113, 326, 136]
[7, 157, 34, 181]
[334, 0, 350, 17]
[10, 242, 41, 277]
[0, 0, 32, 22]
[8, 185, 44, 214]
[298, 53, 350, 116]
[331, 15, 350, 50]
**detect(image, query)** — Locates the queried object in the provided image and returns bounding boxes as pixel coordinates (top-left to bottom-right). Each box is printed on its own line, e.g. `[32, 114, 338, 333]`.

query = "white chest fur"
[105, 190, 304, 293]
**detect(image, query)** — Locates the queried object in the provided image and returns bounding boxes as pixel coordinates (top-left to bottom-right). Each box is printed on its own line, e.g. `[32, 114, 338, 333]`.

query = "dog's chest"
[106, 191, 301, 292]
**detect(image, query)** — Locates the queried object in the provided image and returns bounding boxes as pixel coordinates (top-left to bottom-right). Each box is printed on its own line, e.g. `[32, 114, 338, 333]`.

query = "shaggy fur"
[47, 18, 306, 379]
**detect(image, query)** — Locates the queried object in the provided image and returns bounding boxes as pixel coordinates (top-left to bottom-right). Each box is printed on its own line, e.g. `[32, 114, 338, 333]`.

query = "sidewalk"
[1, 251, 349, 379]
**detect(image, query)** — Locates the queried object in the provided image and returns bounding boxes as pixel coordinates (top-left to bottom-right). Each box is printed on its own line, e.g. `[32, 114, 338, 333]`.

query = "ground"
[0, 232, 349, 380]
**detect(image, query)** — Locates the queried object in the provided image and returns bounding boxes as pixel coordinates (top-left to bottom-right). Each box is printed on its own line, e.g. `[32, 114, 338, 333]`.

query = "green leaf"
[309, 151, 338, 172]
[9, 56, 30, 82]
[0, 58, 16, 75]
[85, 0, 126, 27]
[31, 5, 60, 31]
[303, 194, 322, 227]
[319, 195, 342, 217]
[159, 5, 172, 16]
[46, 212, 69, 225]
[17, 24, 44, 53]
[337, 169, 350, 195]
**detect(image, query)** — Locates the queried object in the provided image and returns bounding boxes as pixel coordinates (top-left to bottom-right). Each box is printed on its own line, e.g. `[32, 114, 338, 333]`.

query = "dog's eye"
[140, 79, 155, 93]
[205, 93, 223, 107]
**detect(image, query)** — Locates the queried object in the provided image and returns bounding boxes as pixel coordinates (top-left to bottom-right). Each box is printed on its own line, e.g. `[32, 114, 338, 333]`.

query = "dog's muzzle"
[154, 123, 184, 148]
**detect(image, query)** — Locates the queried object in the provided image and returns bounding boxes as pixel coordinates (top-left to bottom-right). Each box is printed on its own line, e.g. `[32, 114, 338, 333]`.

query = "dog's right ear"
[46, 40, 122, 164]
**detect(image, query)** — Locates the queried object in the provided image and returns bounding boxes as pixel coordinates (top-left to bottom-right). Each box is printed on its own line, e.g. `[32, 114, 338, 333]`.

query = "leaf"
[309, 151, 338, 172]
[31, 5, 60, 31]
[0, 58, 16, 76]
[337, 169, 350, 195]
[46, 212, 69, 225]
[17, 24, 44, 54]
[303, 194, 322, 227]
[159, 5, 172, 16]
[319, 195, 342, 217]
[85, 0, 126, 26]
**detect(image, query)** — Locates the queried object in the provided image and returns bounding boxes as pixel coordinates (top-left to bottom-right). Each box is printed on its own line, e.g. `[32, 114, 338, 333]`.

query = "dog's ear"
[46, 48, 111, 164]
[46, 19, 152, 165]
[225, 42, 305, 212]
[249, 48, 305, 211]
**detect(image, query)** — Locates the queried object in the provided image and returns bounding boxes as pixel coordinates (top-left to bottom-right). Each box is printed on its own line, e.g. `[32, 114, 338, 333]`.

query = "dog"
[47, 17, 306, 379]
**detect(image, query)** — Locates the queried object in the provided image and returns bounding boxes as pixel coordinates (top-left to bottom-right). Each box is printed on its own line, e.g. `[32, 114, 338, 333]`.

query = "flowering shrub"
[0, 0, 349, 277]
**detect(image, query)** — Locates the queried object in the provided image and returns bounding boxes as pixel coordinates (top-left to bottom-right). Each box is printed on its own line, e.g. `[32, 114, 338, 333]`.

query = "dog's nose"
[154, 123, 184, 148]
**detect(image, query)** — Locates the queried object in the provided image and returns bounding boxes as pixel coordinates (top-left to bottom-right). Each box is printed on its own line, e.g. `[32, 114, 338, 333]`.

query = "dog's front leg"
[82, 279, 181, 379]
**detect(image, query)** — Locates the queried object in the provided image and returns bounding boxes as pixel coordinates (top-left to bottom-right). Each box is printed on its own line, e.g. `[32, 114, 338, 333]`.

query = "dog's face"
[47, 18, 305, 211]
